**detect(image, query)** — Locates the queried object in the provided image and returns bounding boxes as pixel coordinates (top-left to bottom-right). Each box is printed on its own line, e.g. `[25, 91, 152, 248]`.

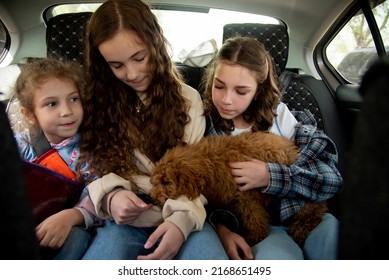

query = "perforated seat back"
[223, 23, 288, 76]
[223, 23, 324, 131]
[46, 12, 92, 65]
[281, 74, 324, 130]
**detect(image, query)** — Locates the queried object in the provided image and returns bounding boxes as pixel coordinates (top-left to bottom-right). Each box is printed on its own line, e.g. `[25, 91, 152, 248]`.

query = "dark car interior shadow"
[0, 100, 40, 259]
[338, 57, 389, 259]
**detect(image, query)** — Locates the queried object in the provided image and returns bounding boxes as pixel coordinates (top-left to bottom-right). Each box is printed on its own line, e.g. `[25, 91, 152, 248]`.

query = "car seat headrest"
[46, 12, 93, 65]
[223, 23, 288, 76]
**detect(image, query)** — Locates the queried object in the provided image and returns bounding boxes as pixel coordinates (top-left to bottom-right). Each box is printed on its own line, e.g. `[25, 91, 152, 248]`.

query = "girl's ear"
[20, 106, 37, 125]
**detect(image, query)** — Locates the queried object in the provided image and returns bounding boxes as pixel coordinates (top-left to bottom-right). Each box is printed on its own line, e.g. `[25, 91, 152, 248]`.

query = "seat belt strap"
[32, 131, 52, 157]
[279, 70, 296, 95]
[31, 131, 76, 180]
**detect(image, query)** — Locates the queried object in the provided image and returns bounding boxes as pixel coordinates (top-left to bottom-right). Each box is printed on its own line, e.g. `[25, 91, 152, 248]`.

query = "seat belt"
[279, 70, 296, 95]
[31, 131, 52, 157]
[31, 131, 77, 180]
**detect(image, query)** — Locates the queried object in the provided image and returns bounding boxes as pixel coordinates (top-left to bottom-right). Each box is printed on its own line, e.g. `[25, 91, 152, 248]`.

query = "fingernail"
[144, 240, 151, 249]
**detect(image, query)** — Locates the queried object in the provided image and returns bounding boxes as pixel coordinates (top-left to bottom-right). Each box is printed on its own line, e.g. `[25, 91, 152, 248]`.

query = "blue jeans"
[303, 212, 339, 259]
[53, 226, 91, 260]
[82, 221, 228, 260]
[176, 222, 228, 260]
[253, 213, 339, 260]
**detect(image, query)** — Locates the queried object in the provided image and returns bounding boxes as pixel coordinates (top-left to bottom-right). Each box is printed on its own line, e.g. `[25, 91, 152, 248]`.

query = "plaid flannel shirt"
[205, 109, 343, 224]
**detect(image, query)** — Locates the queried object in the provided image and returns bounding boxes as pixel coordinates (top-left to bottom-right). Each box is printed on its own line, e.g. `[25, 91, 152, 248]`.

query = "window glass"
[49, 4, 280, 61]
[154, 9, 279, 61]
[0, 20, 8, 63]
[51, 3, 101, 15]
[326, 0, 388, 84]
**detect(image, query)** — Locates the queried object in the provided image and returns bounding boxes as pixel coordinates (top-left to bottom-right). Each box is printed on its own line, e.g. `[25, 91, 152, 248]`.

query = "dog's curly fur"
[150, 131, 327, 246]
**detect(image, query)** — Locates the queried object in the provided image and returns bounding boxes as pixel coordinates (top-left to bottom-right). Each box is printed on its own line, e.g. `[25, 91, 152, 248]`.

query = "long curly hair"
[202, 36, 281, 134]
[77, 0, 188, 180]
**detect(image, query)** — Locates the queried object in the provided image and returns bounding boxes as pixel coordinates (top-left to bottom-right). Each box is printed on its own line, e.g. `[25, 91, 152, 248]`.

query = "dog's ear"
[176, 172, 205, 200]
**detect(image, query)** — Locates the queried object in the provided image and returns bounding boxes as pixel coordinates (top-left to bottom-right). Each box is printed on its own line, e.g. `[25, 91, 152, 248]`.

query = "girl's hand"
[110, 189, 152, 225]
[229, 157, 270, 191]
[216, 224, 253, 260]
[35, 208, 83, 249]
[137, 221, 185, 260]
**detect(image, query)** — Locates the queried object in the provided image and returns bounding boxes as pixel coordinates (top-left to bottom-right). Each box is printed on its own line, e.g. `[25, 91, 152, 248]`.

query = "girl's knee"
[303, 213, 339, 260]
[177, 222, 228, 260]
[252, 226, 304, 260]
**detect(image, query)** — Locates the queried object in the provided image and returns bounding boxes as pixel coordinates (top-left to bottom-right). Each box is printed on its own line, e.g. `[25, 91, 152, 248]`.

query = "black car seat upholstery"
[224, 23, 288, 77]
[175, 62, 206, 93]
[46, 12, 93, 65]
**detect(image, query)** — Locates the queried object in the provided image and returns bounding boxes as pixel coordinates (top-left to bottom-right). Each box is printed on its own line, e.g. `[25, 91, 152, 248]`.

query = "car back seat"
[175, 62, 206, 93]
[24, 14, 347, 171]
[45, 14, 346, 172]
[46, 12, 93, 65]
[222, 23, 346, 173]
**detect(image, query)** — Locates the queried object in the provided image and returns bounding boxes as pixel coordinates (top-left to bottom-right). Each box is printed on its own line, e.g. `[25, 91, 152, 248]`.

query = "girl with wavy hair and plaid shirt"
[203, 36, 343, 260]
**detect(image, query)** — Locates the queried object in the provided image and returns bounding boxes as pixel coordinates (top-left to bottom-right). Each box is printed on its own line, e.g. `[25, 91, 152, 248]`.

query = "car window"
[326, 0, 388, 84]
[0, 19, 9, 64]
[152, 9, 280, 61]
[47, 4, 281, 62]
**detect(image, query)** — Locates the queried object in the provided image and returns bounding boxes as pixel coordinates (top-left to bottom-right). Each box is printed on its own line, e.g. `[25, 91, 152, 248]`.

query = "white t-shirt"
[269, 102, 297, 140]
[231, 102, 297, 139]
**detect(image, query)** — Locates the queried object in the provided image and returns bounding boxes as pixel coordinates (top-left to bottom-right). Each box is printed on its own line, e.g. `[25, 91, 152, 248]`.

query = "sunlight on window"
[325, 0, 388, 84]
[52, 4, 101, 16]
[157, 9, 279, 61]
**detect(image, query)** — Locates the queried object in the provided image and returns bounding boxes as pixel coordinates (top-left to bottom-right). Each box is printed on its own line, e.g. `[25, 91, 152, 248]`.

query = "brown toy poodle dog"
[150, 131, 327, 246]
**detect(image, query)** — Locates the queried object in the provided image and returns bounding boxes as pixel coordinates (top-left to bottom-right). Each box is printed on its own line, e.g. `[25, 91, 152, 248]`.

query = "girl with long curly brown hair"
[78, 0, 227, 260]
[203, 36, 342, 260]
